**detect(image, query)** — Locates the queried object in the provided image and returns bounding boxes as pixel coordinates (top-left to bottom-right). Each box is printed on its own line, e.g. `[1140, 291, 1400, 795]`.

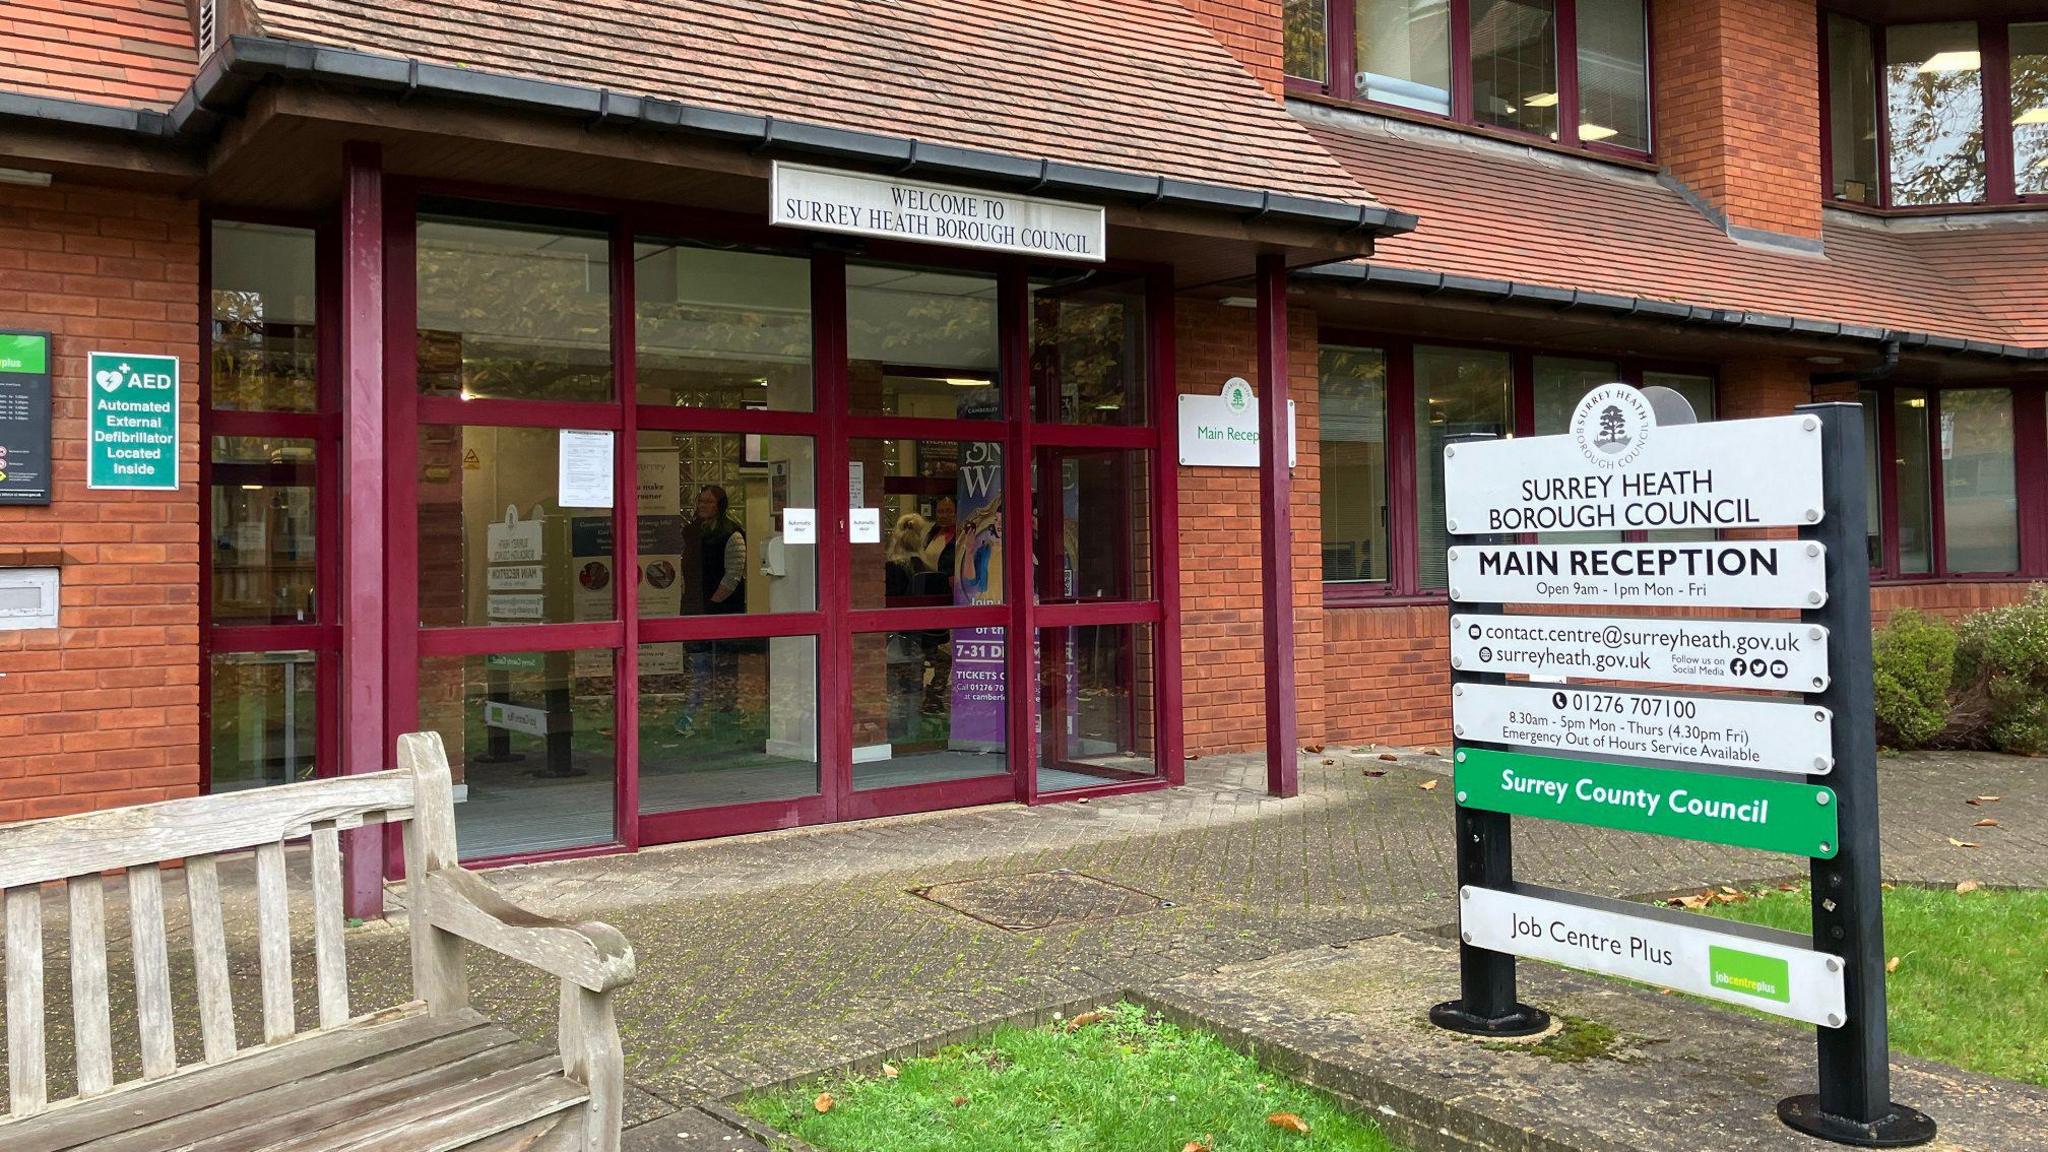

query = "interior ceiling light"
[1522, 92, 1560, 108]
[945, 377, 991, 388]
[1579, 123, 1619, 142]
[0, 167, 53, 187]
[1918, 50, 1981, 73]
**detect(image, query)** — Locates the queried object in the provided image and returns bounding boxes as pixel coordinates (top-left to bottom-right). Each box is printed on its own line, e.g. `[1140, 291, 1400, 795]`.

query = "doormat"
[911, 868, 1173, 931]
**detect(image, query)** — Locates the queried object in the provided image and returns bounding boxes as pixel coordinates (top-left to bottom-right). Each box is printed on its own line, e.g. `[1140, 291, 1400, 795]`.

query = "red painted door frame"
[351, 174, 1180, 874]
[1256, 254, 1299, 798]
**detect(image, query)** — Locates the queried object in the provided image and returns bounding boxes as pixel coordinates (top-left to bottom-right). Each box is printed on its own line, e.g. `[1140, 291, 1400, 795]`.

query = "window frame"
[1862, 380, 2048, 581]
[1316, 333, 1716, 605]
[1819, 10, 2048, 210]
[1285, 0, 1656, 162]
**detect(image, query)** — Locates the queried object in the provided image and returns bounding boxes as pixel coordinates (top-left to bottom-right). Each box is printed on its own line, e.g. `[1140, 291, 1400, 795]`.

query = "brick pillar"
[0, 184, 201, 821]
[1653, 0, 1822, 244]
[1719, 358, 1814, 419]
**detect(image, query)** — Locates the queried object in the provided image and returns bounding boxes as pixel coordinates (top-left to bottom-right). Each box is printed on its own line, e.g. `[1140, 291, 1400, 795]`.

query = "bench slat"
[309, 825, 350, 1029]
[0, 1006, 481, 1152]
[0, 773, 414, 891]
[255, 843, 295, 1044]
[127, 865, 176, 1080]
[79, 1026, 529, 1152]
[185, 855, 238, 1064]
[67, 877, 114, 1098]
[7, 885, 47, 1118]
[239, 1057, 581, 1152]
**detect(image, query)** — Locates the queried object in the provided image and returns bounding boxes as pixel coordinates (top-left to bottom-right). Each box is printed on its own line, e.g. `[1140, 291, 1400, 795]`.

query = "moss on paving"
[1484, 1015, 1623, 1064]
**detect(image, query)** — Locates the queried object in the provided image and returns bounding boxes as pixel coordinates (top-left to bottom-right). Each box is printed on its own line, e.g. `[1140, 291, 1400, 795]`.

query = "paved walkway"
[8, 746, 2040, 1140]
[351, 745, 2044, 1124]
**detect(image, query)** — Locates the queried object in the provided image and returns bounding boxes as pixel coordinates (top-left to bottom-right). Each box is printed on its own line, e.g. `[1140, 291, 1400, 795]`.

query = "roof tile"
[0, 1, 197, 110]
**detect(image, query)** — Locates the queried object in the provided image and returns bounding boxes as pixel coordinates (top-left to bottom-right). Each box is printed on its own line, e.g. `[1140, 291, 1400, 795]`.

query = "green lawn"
[739, 1002, 1404, 1151]
[1701, 884, 2048, 1086]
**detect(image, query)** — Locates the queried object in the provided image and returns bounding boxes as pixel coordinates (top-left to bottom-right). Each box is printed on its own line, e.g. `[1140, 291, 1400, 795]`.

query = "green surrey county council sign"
[1455, 747, 1839, 858]
[87, 351, 180, 490]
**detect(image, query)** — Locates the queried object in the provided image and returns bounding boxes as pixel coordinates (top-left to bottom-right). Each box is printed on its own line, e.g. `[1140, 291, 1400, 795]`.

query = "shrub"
[1872, 609, 1955, 749]
[1953, 585, 2048, 756]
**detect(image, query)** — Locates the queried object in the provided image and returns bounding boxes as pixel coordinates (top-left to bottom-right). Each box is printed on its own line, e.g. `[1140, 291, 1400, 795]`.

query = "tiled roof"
[0, 0, 198, 110]
[1302, 112, 2048, 350]
[246, 0, 1375, 204]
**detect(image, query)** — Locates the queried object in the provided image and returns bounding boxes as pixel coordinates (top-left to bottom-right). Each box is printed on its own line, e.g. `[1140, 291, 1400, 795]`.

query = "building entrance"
[361, 189, 1176, 864]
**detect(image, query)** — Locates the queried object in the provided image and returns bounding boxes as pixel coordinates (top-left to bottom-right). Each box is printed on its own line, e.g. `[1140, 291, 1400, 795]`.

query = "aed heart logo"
[95, 368, 125, 392]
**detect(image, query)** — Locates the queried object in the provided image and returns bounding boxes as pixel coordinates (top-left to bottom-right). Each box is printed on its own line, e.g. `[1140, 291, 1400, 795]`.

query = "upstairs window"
[1285, 0, 1652, 157]
[1825, 15, 2048, 208]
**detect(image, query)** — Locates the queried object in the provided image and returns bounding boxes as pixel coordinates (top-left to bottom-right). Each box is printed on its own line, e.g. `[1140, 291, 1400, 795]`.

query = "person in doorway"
[922, 495, 957, 576]
[884, 513, 932, 740]
[920, 496, 958, 715]
[678, 485, 746, 738]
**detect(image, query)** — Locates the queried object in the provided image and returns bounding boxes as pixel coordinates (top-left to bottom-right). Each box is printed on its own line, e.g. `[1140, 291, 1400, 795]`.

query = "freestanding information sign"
[1433, 388, 1935, 1148]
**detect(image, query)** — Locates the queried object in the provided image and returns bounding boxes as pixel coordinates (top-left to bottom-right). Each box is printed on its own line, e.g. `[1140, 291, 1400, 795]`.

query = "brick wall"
[1179, 0, 1286, 97]
[1175, 298, 1321, 755]
[1652, 0, 1822, 241]
[0, 182, 201, 821]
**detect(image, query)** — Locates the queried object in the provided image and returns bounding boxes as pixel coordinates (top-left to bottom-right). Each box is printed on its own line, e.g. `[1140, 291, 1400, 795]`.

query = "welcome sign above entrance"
[770, 162, 1105, 262]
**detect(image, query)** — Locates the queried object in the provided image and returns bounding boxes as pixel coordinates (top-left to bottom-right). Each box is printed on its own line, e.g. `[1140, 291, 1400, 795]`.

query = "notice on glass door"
[558, 429, 614, 508]
[850, 507, 881, 544]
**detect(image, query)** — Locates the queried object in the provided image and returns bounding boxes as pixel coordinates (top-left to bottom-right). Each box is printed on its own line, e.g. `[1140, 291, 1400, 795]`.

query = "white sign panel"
[487, 564, 546, 592]
[1451, 613, 1830, 691]
[1178, 378, 1297, 468]
[772, 161, 1105, 262]
[558, 429, 614, 508]
[483, 700, 548, 738]
[1461, 884, 1847, 1027]
[486, 593, 544, 622]
[1453, 682, 1834, 776]
[1448, 542, 1828, 609]
[783, 508, 817, 545]
[486, 506, 543, 564]
[1444, 388, 1823, 532]
[850, 507, 882, 544]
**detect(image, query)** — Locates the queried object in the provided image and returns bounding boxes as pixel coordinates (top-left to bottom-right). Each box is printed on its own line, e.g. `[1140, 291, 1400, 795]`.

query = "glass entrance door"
[389, 186, 1176, 865]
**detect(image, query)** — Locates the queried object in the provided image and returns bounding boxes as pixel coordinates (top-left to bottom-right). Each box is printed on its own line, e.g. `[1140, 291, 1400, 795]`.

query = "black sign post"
[1429, 431, 1550, 1039]
[0, 330, 54, 506]
[1777, 403, 1936, 1147]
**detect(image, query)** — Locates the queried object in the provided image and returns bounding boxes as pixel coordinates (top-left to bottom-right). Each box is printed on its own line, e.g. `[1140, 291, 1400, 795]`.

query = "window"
[1861, 384, 2048, 580]
[1827, 14, 1881, 205]
[1319, 344, 1719, 597]
[1286, 0, 1651, 155]
[1825, 17, 2048, 207]
[416, 209, 613, 402]
[1319, 347, 1390, 583]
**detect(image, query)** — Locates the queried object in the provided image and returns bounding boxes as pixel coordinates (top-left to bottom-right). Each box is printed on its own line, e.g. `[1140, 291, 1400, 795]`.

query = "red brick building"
[2, 1, 2042, 878]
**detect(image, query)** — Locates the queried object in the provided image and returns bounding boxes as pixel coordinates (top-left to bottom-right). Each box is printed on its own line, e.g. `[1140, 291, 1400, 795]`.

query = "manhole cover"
[911, 869, 1173, 931]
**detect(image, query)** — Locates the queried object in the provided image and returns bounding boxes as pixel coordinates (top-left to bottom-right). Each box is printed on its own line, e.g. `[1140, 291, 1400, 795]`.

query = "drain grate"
[911, 868, 1173, 931]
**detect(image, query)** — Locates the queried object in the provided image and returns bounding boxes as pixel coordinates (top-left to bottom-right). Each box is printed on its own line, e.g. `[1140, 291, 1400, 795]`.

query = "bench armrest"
[418, 866, 637, 992]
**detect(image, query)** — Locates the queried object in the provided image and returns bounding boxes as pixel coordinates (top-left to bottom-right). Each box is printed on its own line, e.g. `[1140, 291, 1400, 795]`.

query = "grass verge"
[1698, 883, 2048, 1086]
[738, 1002, 1404, 1151]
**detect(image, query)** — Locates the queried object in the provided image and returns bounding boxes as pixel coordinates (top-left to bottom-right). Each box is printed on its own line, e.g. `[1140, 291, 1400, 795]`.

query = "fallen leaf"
[1378, 752, 1399, 762]
[951, 1095, 970, 1107]
[1881, 882, 1895, 891]
[1886, 956, 1901, 973]
[1974, 818, 2000, 828]
[813, 1093, 834, 1114]
[1675, 894, 1710, 910]
[881, 1062, 899, 1079]
[1304, 744, 1325, 754]
[1778, 883, 1800, 892]
[1419, 779, 1440, 791]
[1422, 747, 1442, 756]
[1947, 838, 1981, 849]
[1267, 1113, 1312, 1134]
[1322, 758, 1336, 766]
[1182, 1142, 1212, 1152]
[1718, 886, 1740, 897]
[1956, 880, 1980, 894]
[1363, 769, 1387, 778]
[1066, 1010, 1106, 1031]
[1969, 795, 2001, 805]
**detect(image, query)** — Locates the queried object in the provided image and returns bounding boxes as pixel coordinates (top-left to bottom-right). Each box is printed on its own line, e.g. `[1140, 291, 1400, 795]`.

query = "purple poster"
[950, 440, 1006, 751]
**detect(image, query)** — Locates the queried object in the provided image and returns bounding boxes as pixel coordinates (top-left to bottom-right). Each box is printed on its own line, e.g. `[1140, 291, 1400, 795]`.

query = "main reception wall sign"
[771, 162, 1105, 262]
[87, 351, 179, 491]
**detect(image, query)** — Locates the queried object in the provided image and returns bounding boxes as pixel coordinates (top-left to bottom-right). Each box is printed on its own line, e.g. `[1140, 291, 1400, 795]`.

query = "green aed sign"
[1455, 747, 1838, 858]
[87, 351, 180, 490]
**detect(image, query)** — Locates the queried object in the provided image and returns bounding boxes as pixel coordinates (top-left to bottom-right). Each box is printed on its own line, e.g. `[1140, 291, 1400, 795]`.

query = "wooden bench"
[0, 731, 636, 1152]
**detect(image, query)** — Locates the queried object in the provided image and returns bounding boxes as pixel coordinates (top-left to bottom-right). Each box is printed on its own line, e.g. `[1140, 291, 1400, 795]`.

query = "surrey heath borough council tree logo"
[1570, 382, 1654, 470]
[1222, 377, 1254, 415]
